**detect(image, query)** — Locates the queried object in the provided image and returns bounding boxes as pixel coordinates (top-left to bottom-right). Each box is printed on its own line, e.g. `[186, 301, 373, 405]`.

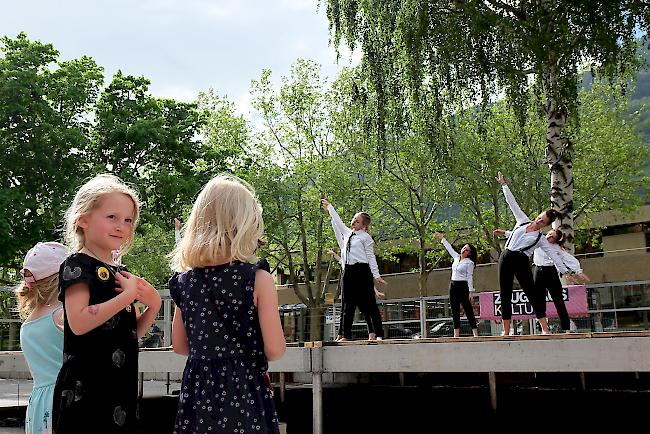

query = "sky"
[0, 0, 359, 115]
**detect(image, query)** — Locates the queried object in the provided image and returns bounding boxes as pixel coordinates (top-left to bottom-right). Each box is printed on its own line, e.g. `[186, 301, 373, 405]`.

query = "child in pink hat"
[16, 241, 69, 434]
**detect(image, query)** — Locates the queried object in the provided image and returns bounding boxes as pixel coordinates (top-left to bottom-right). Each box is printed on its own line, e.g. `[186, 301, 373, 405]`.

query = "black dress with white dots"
[169, 261, 280, 434]
[53, 253, 138, 433]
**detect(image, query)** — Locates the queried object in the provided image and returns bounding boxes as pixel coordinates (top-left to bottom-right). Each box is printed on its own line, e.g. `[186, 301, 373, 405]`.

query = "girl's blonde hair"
[171, 174, 263, 271]
[15, 274, 59, 320]
[63, 174, 141, 257]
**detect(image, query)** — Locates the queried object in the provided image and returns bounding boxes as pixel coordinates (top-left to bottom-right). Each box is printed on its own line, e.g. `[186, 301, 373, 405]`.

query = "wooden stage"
[1, 331, 649, 434]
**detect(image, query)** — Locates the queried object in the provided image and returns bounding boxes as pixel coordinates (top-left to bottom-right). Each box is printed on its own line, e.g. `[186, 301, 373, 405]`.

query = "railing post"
[311, 343, 323, 434]
[419, 297, 427, 338]
[488, 372, 497, 412]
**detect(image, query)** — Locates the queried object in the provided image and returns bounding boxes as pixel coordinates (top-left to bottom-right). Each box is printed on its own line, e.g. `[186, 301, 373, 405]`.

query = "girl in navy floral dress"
[170, 174, 286, 433]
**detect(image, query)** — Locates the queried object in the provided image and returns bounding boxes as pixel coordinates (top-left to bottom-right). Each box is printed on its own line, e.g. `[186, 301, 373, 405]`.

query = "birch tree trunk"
[545, 99, 575, 252]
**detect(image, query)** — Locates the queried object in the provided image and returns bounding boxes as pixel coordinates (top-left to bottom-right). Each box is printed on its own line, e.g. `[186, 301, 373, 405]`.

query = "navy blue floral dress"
[169, 261, 280, 434]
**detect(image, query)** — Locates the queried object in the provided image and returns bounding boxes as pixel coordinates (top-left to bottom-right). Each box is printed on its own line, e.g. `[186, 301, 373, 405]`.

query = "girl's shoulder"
[60, 252, 97, 283]
[62, 252, 93, 267]
[59, 253, 120, 297]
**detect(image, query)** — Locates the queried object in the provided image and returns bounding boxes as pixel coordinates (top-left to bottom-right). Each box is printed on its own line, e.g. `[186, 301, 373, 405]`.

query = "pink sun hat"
[20, 242, 69, 284]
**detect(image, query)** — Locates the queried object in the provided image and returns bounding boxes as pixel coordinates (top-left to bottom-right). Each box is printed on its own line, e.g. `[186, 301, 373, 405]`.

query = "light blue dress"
[20, 307, 64, 434]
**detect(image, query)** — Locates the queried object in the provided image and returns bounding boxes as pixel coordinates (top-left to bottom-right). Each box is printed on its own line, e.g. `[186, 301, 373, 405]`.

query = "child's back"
[16, 241, 68, 434]
[20, 307, 64, 433]
[170, 261, 279, 433]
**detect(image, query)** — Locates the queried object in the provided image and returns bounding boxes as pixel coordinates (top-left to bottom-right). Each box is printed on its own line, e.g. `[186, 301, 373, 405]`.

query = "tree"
[0, 33, 103, 264]
[326, 0, 650, 249]
[116, 89, 246, 284]
[569, 79, 649, 218]
[124, 223, 176, 288]
[247, 60, 354, 340]
[333, 66, 452, 296]
[451, 79, 648, 257]
[91, 72, 229, 226]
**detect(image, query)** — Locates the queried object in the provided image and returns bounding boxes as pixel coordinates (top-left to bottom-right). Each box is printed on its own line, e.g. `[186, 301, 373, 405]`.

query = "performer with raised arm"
[434, 232, 479, 337]
[493, 172, 570, 336]
[322, 199, 387, 341]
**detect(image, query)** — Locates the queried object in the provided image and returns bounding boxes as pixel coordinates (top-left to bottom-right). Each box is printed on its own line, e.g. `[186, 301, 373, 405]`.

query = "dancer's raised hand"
[320, 199, 330, 211]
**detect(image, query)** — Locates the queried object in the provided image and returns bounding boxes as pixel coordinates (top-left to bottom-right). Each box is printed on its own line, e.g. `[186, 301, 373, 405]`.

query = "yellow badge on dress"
[97, 267, 110, 281]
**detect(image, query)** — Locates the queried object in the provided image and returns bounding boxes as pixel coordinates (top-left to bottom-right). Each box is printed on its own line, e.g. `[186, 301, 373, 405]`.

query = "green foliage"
[0, 34, 242, 288]
[570, 79, 650, 215]
[92, 71, 212, 226]
[246, 60, 356, 312]
[326, 0, 650, 245]
[123, 223, 175, 288]
[331, 63, 455, 294]
[451, 97, 548, 259]
[0, 33, 103, 264]
[450, 78, 648, 256]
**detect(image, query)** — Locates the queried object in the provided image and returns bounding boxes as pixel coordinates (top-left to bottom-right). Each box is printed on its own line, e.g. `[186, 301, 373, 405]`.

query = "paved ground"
[0, 378, 183, 433]
[0, 378, 183, 407]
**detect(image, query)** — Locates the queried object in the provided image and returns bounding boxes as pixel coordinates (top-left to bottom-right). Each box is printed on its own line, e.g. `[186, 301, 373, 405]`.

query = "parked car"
[411, 320, 492, 338]
[350, 323, 418, 340]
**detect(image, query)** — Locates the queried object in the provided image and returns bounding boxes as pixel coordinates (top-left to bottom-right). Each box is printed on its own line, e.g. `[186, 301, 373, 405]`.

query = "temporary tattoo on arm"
[88, 305, 100, 315]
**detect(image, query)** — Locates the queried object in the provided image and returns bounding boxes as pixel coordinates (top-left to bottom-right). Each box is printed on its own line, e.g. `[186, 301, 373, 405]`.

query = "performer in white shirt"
[321, 199, 387, 341]
[493, 172, 570, 336]
[327, 249, 385, 299]
[532, 229, 590, 332]
[434, 232, 479, 337]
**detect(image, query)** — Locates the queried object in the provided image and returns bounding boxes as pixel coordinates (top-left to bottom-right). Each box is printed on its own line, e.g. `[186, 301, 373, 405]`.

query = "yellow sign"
[324, 293, 334, 305]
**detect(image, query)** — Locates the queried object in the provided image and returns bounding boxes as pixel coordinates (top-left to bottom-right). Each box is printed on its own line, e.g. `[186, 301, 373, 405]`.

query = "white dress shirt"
[502, 185, 569, 274]
[327, 204, 381, 279]
[533, 245, 583, 274]
[441, 238, 475, 292]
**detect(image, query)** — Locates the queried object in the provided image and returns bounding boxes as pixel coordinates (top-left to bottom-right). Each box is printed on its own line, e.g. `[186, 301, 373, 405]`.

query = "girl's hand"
[320, 199, 330, 211]
[577, 272, 591, 283]
[136, 277, 162, 308]
[493, 229, 506, 236]
[375, 277, 388, 286]
[496, 172, 507, 186]
[434, 232, 444, 241]
[114, 271, 138, 303]
[374, 288, 385, 298]
[564, 274, 578, 284]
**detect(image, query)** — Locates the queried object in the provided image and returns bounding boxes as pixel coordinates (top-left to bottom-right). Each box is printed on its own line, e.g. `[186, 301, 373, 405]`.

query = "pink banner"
[478, 285, 588, 320]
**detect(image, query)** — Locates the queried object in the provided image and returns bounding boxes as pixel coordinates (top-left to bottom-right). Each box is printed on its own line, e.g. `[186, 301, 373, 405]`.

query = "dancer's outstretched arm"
[496, 172, 529, 225]
[321, 199, 351, 251]
[546, 244, 590, 283]
[434, 232, 459, 259]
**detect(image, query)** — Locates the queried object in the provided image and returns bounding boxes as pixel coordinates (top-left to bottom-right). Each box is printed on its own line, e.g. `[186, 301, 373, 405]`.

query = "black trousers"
[339, 263, 384, 339]
[449, 280, 477, 329]
[498, 249, 546, 320]
[534, 265, 571, 330]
